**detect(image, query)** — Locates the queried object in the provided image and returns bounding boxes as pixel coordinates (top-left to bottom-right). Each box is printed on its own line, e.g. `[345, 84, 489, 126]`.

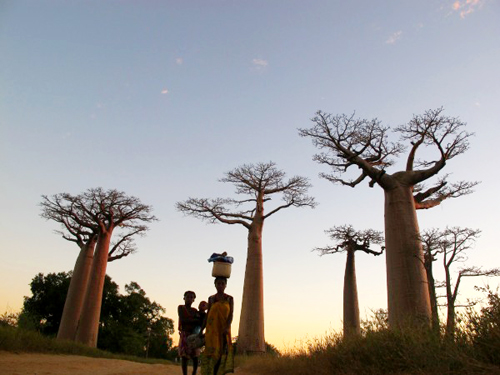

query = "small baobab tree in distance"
[299, 108, 476, 328]
[41, 188, 157, 347]
[315, 225, 384, 337]
[176, 161, 316, 354]
[420, 228, 443, 333]
[430, 227, 499, 340]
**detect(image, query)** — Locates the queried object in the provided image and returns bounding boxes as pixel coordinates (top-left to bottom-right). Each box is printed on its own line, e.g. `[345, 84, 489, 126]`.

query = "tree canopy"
[20, 271, 174, 359]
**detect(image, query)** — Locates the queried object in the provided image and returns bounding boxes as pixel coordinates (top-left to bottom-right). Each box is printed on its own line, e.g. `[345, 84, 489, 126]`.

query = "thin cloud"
[452, 0, 484, 18]
[176, 57, 183, 65]
[386, 31, 402, 44]
[161, 88, 169, 94]
[251, 58, 269, 70]
[252, 58, 268, 67]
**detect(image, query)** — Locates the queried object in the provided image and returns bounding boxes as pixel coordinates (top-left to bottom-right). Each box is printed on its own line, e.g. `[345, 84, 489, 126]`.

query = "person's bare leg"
[192, 357, 199, 375]
[181, 357, 188, 375]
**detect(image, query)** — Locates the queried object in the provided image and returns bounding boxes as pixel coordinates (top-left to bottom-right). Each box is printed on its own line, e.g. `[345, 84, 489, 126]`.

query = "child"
[195, 300, 208, 334]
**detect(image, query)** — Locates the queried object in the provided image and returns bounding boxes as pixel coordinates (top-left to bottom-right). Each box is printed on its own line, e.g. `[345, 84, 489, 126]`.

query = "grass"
[237, 328, 500, 375]
[0, 325, 176, 366]
[237, 292, 500, 375]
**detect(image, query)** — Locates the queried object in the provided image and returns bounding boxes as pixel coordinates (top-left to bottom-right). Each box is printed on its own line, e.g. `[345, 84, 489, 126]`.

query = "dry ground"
[0, 352, 253, 375]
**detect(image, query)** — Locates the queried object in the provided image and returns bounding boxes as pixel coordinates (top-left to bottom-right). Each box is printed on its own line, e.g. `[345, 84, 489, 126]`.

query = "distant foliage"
[360, 309, 389, 333]
[0, 311, 19, 328]
[21, 272, 71, 335]
[98, 281, 174, 359]
[20, 271, 174, 359]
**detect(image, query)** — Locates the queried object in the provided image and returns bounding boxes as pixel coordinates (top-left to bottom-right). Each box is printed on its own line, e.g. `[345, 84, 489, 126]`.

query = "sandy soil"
[0, 352, 252, 375]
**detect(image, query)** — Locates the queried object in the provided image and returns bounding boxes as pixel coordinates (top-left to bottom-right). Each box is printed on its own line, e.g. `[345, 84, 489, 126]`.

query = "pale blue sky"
[1, 0, 499, 349]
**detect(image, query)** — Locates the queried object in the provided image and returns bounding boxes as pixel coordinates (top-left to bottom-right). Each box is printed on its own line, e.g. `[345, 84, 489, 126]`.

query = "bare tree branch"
[414, 177, 480, 210]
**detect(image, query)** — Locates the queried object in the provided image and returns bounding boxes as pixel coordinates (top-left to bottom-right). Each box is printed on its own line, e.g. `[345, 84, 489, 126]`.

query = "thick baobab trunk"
[75, 231, 112, 347]
[343, 249, 360, 337]
[237, 220, 265, 354]
[384, 185, 431, 328]
[57, 237, 96, 341]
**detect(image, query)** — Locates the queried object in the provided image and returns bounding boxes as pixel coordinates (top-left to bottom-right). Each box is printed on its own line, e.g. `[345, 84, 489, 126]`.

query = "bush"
[461, 287, 500, 365]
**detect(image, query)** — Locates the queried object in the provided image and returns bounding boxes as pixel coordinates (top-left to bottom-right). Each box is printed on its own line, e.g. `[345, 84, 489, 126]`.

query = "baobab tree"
[429, 227, 499, 340]
[41, 188, 157, 347]
[176, 162, 316, 353]
[420, 228, 442, 333]
[315, 225, 384, 337]
[41, 195, 98, 341]
[299, 108, 475, 328]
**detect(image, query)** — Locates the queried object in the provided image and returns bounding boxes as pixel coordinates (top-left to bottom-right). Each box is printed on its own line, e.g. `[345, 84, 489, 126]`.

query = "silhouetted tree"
[300, 108, 476, 328]
[177, 162, 316, 353]
[315, 225, 384, 337]
[98, 281, 174, 358]
[420, 228, 443, 333]
[437, 227, 499, 340]
[21, 272, 71, 335]
[41, 188, 157, 347]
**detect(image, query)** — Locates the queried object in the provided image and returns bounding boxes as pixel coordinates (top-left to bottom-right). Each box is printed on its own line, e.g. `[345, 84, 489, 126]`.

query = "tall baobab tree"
[176, 162, 316, 353]
[315, 225, 384, 337]
[41, 188, 157, 347]
[432, 227, 499, 340]
[299, 108, 475, 328]
[41, 195, 98, 341]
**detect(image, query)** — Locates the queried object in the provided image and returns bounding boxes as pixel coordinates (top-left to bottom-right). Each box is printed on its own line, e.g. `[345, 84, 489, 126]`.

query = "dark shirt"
[178, 305, 199, 334]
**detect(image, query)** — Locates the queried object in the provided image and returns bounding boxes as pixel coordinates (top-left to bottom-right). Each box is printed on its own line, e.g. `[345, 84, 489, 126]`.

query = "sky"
[1, 0, 499, 351]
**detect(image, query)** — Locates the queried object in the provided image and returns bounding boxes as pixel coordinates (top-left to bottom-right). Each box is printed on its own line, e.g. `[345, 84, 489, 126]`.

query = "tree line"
[29, 107, 497, 356]
[14, 272, 174, 359]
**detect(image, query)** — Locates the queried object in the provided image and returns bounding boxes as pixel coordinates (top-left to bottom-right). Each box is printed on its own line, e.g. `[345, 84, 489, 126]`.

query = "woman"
[200, 276, 234, 375]
[178, 290, 201, 375]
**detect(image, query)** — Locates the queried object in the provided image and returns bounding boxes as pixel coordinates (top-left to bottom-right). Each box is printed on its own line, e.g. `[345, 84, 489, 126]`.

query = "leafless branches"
[299, 112, 404, 188]
[299, 108, 475, 190]
[176, 162, 316, 227]
[414, 177, 480, 210]
[396, 108, 473, 170]
[40, 188, 157, 260]
[315, 224, 385, 256]
[176, 198, 254, 228]
[420, 226, 499, 338]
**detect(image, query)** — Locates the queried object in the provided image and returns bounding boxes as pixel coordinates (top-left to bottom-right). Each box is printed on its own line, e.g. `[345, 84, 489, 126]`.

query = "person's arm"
[224, 295, 234, 334]
[177, 305, 184, 331]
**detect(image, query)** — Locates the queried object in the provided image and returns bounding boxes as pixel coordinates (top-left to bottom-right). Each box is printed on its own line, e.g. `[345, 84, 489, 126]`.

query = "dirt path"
[0, 352, 252, 375]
